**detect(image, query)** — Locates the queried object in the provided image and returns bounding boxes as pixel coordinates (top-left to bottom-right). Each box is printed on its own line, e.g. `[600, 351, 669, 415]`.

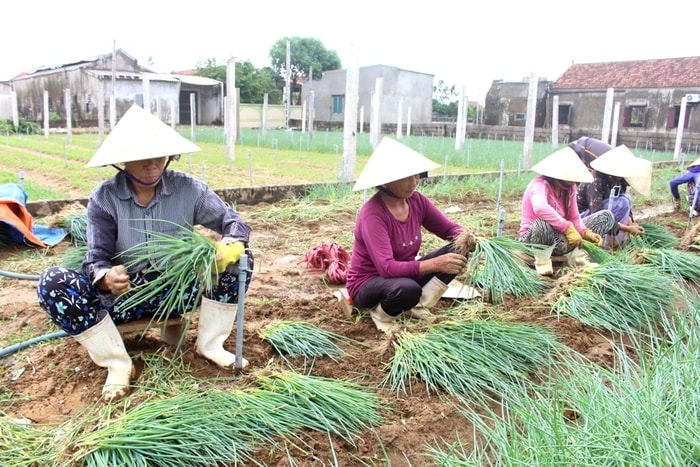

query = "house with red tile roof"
[484, 57, 700, 146]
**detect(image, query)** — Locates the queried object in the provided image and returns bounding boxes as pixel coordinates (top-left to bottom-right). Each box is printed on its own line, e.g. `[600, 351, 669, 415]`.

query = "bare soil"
[0, 191, 693, 466]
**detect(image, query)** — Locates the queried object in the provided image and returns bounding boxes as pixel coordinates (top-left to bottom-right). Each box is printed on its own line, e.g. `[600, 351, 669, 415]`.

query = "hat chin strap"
[377, 185, 400, 198]
[111, 158, 174, 187]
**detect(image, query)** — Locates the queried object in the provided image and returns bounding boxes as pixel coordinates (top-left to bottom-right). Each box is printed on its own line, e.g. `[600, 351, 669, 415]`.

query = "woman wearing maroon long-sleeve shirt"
[346, 137, 475, 333]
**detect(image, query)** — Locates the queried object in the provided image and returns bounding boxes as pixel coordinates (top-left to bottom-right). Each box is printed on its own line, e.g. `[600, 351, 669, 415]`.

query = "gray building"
[484, 77, 550, 127]
[301, 65, 433, 125]
[548, 57, 700, 135]
[483, 57, 700, 143]
[7, 49, 223, 126]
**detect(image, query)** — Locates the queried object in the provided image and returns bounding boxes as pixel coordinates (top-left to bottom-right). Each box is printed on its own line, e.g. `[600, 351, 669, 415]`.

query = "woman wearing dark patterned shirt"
[570, 137, 650, 247]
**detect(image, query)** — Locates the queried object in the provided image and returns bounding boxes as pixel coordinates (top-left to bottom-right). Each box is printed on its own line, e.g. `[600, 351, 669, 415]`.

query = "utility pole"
[284, 40, 291, 129]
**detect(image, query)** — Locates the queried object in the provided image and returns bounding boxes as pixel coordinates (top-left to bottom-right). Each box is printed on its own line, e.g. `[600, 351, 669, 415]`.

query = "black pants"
[352, 243, 457, 316]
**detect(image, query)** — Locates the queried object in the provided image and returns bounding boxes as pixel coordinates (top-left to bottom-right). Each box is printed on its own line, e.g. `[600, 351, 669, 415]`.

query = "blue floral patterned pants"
[36, 266, 253, 335]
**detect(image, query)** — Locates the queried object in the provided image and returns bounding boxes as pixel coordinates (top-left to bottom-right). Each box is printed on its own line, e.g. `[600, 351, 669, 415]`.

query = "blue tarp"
[0, 183, 67, 247]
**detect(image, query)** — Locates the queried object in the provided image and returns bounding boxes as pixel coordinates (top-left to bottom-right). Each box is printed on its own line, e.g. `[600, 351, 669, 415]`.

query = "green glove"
[564, 224, 583, 248]
[214, 241, 245, 273]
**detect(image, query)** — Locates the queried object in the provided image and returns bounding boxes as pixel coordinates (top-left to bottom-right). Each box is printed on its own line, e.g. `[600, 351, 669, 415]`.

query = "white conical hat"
[531, 147, 593, 183]
[625, 158, 653, 195]
[85, 104, 201, 168]
[352, 137, 440, 191]
[688, 157, 700, 168]
[589, 145, 647, 177]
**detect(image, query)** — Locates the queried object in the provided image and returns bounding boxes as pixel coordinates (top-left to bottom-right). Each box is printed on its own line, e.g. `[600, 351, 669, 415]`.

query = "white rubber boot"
[406, 306, 434, 321]
[534, 258, 554, 275]
[419, 276, 449, 308]
[370, 304, 400, 333]
[73, 315, 133, 402]
[568, 248, 598, 269]
[196, 297, 248, 370]
[533, 245, 555, 275]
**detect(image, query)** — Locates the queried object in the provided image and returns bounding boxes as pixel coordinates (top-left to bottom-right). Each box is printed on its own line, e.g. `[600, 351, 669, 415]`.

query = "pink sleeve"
[570, 186, 588, 233]
[529, 178, 571, 233]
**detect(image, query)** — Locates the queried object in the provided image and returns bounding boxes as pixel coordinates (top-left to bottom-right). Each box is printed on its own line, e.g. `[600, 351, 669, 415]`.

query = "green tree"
[194, 58, 279, 104]
[269, 37, 342, 81]
[432, 79, 459, 119]
[432, 79, 478, 122]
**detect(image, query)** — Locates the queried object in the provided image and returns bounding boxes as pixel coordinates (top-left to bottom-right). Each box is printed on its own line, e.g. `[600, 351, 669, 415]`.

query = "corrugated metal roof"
[171, 74, 222, 86]
[552, 56, 700, 90]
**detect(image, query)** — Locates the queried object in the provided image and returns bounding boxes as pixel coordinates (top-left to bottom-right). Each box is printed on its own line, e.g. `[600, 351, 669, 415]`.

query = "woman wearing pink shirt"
[519, 147, 612, 272]
[347, 138, 476, 332]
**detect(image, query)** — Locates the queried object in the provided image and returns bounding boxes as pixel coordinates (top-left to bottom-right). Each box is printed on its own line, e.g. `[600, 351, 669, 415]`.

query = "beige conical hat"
[352, 137, 440, 191]
[589, 145, 647, 177]
[531, 147, 593, 183]
[85, 104, 201, 168]
[625, 158, 653, 195]
[688, 157, 700, 168]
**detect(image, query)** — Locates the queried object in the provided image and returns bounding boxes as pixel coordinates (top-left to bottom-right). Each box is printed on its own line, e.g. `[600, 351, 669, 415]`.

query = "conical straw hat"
[625, 158, 653, 195]
[688, 157, 700, 168]
[352, 137, 440, 191]
[85, 104, 201, 168]
[531, 147, 593, 183]
[589, 145, 647, 177]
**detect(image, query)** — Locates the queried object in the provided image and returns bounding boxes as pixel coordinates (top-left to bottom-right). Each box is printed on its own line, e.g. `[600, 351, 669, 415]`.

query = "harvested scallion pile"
[59, 244, 88, 270]
[627, 223, 679, 249]
[634, 247, 700, 284]
[257, 370, 383, 445]
[383, 319, 563, 398]
[259, 320, 361, 363]
[71, 370, 382, 465]
[580, 241, 615, 264]
[77, 388, 285, 466]
[467, 236, 549, 303]
[551, 261, 676, 333]
[61, 208, 88, 246]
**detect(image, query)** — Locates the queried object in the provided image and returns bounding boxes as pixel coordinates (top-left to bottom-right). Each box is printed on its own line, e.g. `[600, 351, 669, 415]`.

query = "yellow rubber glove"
[582, 229, 602, 247]
[214, 241, 245, 273]
[563, 224, 583, 248]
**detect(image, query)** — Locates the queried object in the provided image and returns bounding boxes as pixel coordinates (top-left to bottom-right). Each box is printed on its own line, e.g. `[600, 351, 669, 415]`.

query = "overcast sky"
[3, 0, 697, 103]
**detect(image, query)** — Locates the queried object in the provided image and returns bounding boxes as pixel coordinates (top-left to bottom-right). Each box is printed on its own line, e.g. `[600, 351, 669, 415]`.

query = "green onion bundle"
[628, 223, 679, 249]
[468, 236, 549, 303]
[259, 320, 359, 364]
[635, 247, 700, 284]
[0, 419, 57, 467]
[117, 222, 217, 323]
[257, 371, 383, 445]
[78, 389, 285, 466]
[61, 208, 88, 246]
[383, 320, 563, 398]
[551, 261, 676, 333]
[54, 208, 89, 269]
[580, 241, 615, 264]
[59, 244, 88, 270]
[75, 370, 382, 464]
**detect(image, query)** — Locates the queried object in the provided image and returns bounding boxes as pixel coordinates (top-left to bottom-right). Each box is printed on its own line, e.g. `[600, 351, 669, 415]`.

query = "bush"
[0, 118, 42, 135]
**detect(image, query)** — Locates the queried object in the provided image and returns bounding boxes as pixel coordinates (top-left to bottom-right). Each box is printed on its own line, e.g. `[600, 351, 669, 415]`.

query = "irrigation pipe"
[235, 253, 249, 370]
[0, 268, 63, 358]
[0, 331, 68, 358]
[0, 269, 40, 281]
